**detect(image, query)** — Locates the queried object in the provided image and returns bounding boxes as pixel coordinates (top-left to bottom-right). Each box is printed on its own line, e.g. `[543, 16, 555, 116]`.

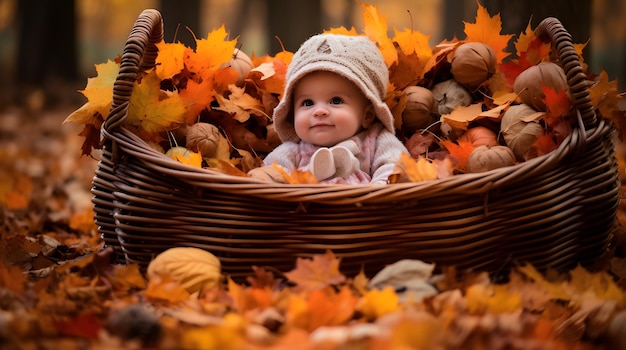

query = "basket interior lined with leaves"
[65, 2, 624, 278]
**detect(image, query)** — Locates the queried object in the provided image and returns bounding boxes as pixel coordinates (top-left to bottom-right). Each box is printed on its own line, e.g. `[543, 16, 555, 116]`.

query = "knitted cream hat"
[273, 33, 395, 143]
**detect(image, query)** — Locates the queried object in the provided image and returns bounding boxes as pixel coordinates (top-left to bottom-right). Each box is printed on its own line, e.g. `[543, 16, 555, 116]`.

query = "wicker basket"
[92, 9, 621, 279]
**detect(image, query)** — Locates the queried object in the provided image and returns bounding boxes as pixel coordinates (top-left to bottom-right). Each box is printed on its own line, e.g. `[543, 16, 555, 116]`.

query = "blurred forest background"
[0, 0, 624, 114]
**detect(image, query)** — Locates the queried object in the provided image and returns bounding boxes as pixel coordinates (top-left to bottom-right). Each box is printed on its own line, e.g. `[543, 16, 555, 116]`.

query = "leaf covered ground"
[2, 106, 626, 349]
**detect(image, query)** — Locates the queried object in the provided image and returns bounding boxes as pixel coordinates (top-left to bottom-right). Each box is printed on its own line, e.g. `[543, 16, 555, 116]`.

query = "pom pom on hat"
[273, 33, 395, 143]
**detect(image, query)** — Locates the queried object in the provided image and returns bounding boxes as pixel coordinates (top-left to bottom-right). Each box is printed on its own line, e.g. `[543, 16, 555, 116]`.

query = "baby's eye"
[330, 97, 343, 105]
[302, 99, 314, 107]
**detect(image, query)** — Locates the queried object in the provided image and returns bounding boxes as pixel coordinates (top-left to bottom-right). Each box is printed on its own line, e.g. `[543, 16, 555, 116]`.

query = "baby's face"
[293, 71, 370, 147]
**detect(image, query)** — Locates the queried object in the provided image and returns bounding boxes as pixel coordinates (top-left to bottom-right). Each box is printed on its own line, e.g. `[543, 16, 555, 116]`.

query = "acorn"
[431, 79, 472, 115]
[513, 62, 569, 112]
[401, 86, 436, 134]
[450, 42, 497, 90]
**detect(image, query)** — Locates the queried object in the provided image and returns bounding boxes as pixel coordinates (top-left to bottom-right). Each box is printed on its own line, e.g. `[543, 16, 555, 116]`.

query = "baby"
[249, 33, 408, 184]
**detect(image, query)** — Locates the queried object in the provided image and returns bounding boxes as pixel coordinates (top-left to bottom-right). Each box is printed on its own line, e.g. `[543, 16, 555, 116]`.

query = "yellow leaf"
[517, 264, 571, 301]
[127, 70, 186, 137]
[360, 286, 400, 320]
[155, 40, 187, 79]
[466, 283, 521, 314]
[463, 3, 514, 63]
[392, 27, 432, 59]
[395, 153, 438, 183]
[166, 146, 203, 168]
[440, 103, 484, 129]
[65, 60, 119, 124]
[568, 265, 625, 305]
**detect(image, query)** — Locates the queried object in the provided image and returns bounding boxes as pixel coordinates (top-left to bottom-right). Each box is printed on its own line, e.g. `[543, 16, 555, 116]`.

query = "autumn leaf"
[53, 313, 102, 339]
[394, 153, 438, 183]
[463, 2, 514, 63]
[0, 175, 33, 210]
[531, 134, 558, 158]
[359, 286, 400, 321]
[542, 84, 571, 125]
[249, 59, 289, 98]
[590, 70, 625, 138]
[441, 140, 475, 172]
[440, 103, 484, 129]
[155, 41, 187, 79]
[215, 84, 267, 123]
[179, 78, 215, 124]
[516, 264, 571, 301]
[325, 26, 359, 36]
[271, 163, 319, 185]
[284, 250, 346, 292]
[568, 265, 625, 305]
[127, 69, 186, 140]
[286, 286, 358, 332]
[390, 28, 432, 86]
[185, 25, 237, 81]
[227, 278, 273, 313]
[360, 2, 397, 67]
[465, 282, 521, 314]
[144, 274, 191, 304]
[65, 59, 119, 125]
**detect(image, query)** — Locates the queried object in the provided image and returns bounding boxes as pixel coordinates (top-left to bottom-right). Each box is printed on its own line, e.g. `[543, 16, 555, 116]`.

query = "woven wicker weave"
[92, 9, 621, 279]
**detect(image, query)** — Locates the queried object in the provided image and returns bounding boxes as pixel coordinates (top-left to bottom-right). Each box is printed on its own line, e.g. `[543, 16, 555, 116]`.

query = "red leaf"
[54, 314, 102, 339]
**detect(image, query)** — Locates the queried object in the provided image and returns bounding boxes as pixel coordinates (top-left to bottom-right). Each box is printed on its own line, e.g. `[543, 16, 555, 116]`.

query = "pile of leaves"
[2, 107, 626, 348]
[64, 2, 624, 183]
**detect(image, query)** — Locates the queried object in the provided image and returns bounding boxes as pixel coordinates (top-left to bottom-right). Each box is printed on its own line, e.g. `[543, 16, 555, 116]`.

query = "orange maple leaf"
[227, 278, 273, 313]
[463, 2, 514, 63]
[249, 59, 289, 98]
[286, 286, 358, 332]
[127, 69, 186, 140]
[441, 140, 475, 172]
[144, 274, 191, 304]
[360, 2, 397, 67]
[284, 250, 346, 292]
[184, 25, 237, 81]
[179, 78, 215, 124]
[155, 41, 187, 79]
[271, 163, 319, 185]
[394, 153, 438, 183]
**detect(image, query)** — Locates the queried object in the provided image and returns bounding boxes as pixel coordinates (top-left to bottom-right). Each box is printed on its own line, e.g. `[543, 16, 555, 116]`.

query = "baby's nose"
[313, 106, 329, 117]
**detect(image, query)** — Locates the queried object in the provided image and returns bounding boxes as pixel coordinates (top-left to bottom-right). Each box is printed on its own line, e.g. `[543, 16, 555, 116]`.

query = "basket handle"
[103, 9, 163, 133]
[535, 17, 597, 131]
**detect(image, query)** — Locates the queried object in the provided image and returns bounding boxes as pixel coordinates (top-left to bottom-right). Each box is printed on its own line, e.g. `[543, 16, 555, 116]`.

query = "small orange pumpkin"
[457, 126, 498, 148]
[220, 48, 253, 86]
